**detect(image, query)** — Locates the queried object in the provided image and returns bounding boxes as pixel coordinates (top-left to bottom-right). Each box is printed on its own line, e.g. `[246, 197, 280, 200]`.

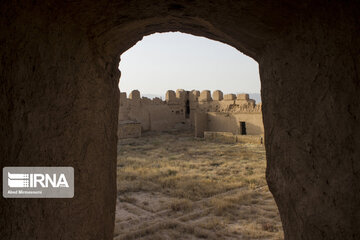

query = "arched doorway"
[1, 1, 359, 240]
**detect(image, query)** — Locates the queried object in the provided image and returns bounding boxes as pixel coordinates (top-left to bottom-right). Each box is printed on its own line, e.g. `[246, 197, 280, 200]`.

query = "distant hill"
[142, 94, 163, 100]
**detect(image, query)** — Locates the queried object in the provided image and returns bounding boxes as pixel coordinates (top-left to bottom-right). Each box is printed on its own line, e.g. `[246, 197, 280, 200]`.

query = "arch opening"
[3, 2, 358, 240]
[114, 32, 283, 239]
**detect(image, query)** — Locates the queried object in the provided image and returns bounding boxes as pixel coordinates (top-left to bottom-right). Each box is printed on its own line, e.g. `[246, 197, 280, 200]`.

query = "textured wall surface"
[207, 112, 263, 135]
[0, 1, 359, 239]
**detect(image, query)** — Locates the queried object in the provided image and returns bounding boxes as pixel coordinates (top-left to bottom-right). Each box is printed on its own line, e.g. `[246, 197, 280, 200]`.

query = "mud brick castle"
[118, 89, 263, 143]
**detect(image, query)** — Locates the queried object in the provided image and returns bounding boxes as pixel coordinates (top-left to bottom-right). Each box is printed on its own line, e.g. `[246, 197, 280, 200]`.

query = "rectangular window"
[240, 122, 247, 135]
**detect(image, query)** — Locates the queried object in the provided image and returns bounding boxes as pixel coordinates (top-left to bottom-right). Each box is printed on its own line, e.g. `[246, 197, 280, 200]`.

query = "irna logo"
[3, 167, 74, 198]
[8, 172, 69, 188]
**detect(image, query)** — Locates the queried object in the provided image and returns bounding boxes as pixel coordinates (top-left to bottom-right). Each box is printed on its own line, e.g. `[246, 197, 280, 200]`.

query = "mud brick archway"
[1, 1, 359, 239]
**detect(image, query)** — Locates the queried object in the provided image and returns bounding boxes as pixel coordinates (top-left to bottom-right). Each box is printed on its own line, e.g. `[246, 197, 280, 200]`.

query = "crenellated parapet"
[165, 90, 176, 102]
[224, 94, 236, 101]
[212, 90, 223, 101]
[165, 89, 188, 103]
[120, 89, 261, 113]
[129, 90, 140, 100]
[199, 90, 212, 102]
[176, 89, 186, 100]
[189, 90, 200, 102]
[189, 90, 261, 113]
[120, 90, 167, 106]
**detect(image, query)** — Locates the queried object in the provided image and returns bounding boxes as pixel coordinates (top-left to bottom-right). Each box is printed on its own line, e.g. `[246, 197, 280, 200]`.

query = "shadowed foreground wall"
[0, 1, 359, 240]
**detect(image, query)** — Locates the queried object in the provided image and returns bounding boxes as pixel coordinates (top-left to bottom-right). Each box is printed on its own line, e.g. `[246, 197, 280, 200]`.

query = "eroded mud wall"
[1, 1, 359, 240]
[0, 3, 119, 239]
[261, 7, 360, 239]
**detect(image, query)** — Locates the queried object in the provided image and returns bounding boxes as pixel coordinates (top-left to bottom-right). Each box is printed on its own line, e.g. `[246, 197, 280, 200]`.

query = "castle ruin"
[118, 89, 263, 143]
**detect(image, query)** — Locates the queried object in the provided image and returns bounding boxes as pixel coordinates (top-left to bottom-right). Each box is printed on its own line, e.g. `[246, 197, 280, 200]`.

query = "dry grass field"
[114, 130, 283, 240]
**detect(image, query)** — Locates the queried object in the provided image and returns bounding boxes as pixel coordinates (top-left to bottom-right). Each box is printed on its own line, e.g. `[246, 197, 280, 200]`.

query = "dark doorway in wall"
[240, 121, 247, 135]
[185, 100, 190, 119]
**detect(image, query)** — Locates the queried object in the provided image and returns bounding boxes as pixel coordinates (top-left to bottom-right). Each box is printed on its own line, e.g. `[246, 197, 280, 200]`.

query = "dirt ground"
[114, 130, 283, 240]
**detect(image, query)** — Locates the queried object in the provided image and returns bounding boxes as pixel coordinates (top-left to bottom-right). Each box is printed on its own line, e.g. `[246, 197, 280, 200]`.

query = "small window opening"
[185, 100, 190, 119]
[240, 121, 247, 135]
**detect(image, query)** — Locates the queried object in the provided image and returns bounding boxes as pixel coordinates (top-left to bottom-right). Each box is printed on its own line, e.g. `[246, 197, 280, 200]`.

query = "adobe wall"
[193, 91, 263, 137]
[119, 90, 187, 132]
[194, 112, 208, 138]
[118, 121, 141, 139]
[207, 112, 263, 135]
[118, 89, 263, 137]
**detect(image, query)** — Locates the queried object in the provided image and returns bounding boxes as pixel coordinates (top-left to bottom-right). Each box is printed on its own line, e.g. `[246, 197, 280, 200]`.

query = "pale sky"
[118, 32, 260, 99]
